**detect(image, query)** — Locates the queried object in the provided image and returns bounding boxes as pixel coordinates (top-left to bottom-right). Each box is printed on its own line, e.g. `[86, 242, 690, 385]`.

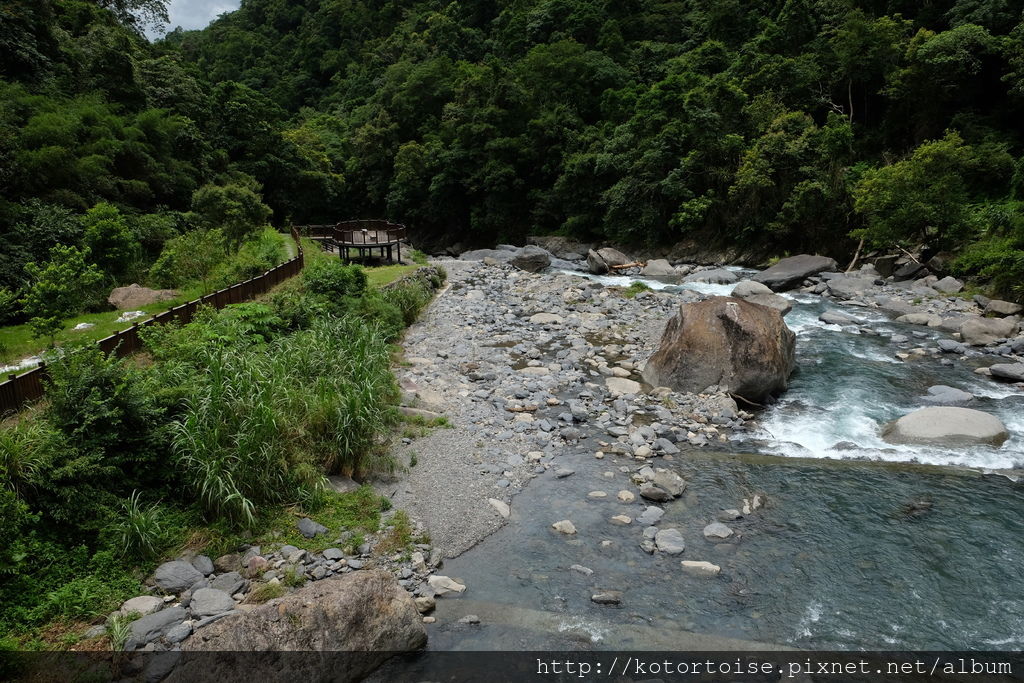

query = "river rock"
[153, 561, 204, 593]
[296, 517, 329, 538]
[932, 276, 963, 294]
[651, 470, 686, 497]
[731, 280, 773, 298]
[681, 560, 721, 576]
[921, 385, 974, 405]
[605, 377, 641, 397]
[989, 363, 1024, 382]
[639, 484, 671, 502]
[985, 300, 1023, 317]
[529, 312, 564, 325]
[752, 254, 838, 291]
[881, 407, 1009, 447]
[819, 310, 858, 326]
[960, 317, 1018, 346]
[427, 575, 466, 595]
[551, 520, 577, 534]
[703, 522, 734, 539]
[488, 498, 510, 518]
[126, 606, 187, 650]
[174, 571, 426, 681]
[510, 245, 552, 272]
[937, 339, 966, 354]
[210, 571, 245, 596]
[636, 506, 664, 526]
[190, 588, 236, 618]
[591, 590, 622, 605]
[654, 528, 686, 555]
[642, 296, 796, 402]
[642, 259, 677, 278]
[587, 248, 629, 274]
[118, 595, 164, 617]
[827, 275, 874, 299]
[459, 249, 512, 262]
[743, 293, 793, 316]
[108, 283, 178, 310]
[683, 268, 738, 284]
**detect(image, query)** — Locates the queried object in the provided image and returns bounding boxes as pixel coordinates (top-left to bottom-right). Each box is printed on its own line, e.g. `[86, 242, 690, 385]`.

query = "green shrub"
[302, 260, 368, 299]
[109, 491, 169, 560]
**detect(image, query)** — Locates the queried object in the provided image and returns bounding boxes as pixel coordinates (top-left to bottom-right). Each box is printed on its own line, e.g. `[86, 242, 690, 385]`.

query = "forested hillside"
[2, 0, 1024, 302]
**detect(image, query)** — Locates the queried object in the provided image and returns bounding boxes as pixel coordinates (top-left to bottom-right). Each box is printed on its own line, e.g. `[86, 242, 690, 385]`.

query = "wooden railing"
[0, 228, 304, 416]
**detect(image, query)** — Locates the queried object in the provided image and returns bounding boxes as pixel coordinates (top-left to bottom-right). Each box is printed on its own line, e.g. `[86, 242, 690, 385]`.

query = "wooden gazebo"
[301, 220, 407, 264]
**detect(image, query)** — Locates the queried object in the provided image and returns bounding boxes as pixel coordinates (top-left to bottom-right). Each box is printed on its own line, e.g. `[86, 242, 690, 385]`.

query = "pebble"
[552, 520, 577, 534]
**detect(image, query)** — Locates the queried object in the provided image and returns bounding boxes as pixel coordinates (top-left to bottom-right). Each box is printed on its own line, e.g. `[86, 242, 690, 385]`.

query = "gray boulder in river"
[960, 316, 1019, 346]
[881, 406, 1009, 447]
[509, 245, 552, 272]
[642, 296, 796, 402]
[587, 247, 630, 274]
[173, 570, 425, 681]
[989, 363, 1024, 382]
[752, 254, 838, 291]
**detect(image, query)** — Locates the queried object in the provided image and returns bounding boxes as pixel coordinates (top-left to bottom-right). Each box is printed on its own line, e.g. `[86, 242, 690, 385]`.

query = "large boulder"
[731, 280, 772, 298]
[881, 407, 1008, 447]
[682, 268, 738, 284]
[174, 571, 425, 681]
[752, 254, 838, 291]
[108, 283, 178, 311]
[588, 247, 630, 274]
[960, 316, 1019, 346]
[826, 275, 874, 299]
[510, 245, 552, 272]
[641, 259, 677, 278]
[990, 363, 1024, 382]
[153, 560, 204, 593]
[641, 296, 796, 402]
[986, 300, 1023, 317]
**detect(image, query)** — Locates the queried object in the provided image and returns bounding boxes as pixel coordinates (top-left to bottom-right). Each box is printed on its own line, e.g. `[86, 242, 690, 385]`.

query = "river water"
[426, 270, 1024, 652]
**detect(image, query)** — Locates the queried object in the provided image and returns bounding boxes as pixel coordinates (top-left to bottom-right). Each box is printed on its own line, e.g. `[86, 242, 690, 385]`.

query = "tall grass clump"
[171, 316, 398, 527]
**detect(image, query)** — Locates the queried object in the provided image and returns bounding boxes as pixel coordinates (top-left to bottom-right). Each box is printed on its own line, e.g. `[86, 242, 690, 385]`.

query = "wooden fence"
[0, 228, 304, 417]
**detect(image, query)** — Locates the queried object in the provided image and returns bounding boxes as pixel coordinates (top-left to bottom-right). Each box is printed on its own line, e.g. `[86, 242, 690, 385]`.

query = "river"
[425, 268, 1024, 652]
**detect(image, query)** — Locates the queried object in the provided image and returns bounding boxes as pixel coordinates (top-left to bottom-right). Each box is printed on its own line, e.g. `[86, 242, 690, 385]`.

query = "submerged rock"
[881, 407, 1008, 447]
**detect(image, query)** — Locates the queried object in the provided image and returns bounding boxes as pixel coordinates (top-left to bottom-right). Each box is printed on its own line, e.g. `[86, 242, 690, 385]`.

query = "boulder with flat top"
[752, 254, 838, 291]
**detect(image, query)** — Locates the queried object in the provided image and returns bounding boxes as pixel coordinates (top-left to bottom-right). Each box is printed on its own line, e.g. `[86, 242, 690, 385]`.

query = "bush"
[20, 245, 104, 342]
[191, 180, 272, 248]
[302, 260, 367, 299]
[149, 228, 226, 289]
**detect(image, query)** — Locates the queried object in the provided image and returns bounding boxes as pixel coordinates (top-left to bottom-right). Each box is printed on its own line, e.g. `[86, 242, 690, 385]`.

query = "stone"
[510, 245, 552, 272]
[703, 522, 734, 539]
[427, 575, 466, 595]
[213, 554, 241, 574]
[174, 572, 426, 681]
[921, 385, 974, 405]
[826, 275, 873, 299]
[932, 276, 964, 294]
[571, 564, 594, 576]
[752, 254, 838, 291]
[165, 622, 192, 644]
[297, 517, 329, 538]
[639, 484, 671, 502]
[118, 595, 164, 617]
[190, 588, 236, 618]
[488, 498, 510, 518]
[551, 520, 577, 534]
[127, 607, 187, 650]
[683, 268, 738, 285]
[323, 548, 344, 561]
[642, 296, 795, 402]
[681, 560, 721, 576]
[893, 261, 926, 281]
[191, 555, 215, 576]
[529, 312, 564, 325]
[652, 470, 686, 497]
[457, 614, 480, 625]
[459, 249, 512, 262]
[153, 561, 204, 593]
[881, 406, 1009, 447]
[617, 490, 635, 503]
[636, 506, 664, 526]
[743, 293, 793, 316]
[654, 528, 686, 555]
[642, 259, 677, 278]
[210, 572, 245, 597]
[414, 596, 436, 614]
[609, 515, 632, 525]
[985, 300, 1023, 317]
[819, 310, 858, 326]
[107, 283, 178, 311]
[586, 249, 609, 274]
[937, 339, 967, 354]
[731, 280, 773, 298]
[896, 313, 943, 327]
[596, 247, 629, 268]
[605, 377, 642, 397]
[590, 590, 622, 605]
[961, 317, 1018, 346]
[990, 363, 1024, 383]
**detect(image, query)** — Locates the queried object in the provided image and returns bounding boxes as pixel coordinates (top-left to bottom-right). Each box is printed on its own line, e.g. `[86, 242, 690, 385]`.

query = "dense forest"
[2, 0, 1024, 303]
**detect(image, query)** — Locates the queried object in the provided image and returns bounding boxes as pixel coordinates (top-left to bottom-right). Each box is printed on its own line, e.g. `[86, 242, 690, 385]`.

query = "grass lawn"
[1, 239, 424, 367]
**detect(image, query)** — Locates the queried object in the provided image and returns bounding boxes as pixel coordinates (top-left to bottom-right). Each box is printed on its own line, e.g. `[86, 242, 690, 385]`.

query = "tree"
[82, 202, 140, 282]
[20, 245, 103, 343]
[190, 181, 271, 249]
[97, 0, 169, 34]
[148, 228, 226, 290]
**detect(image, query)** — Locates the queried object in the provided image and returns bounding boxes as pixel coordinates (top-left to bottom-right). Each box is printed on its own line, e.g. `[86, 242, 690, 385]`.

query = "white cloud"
[148, 0, 240, 37]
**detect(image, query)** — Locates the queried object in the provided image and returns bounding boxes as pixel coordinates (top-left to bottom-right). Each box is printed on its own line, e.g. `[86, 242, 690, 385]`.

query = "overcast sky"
[148, 0, 241, 37]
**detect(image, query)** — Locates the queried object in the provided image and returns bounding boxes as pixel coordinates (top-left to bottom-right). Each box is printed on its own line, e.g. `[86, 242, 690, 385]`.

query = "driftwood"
[609, 261, 646, 271]
[845, 237, 865, 273]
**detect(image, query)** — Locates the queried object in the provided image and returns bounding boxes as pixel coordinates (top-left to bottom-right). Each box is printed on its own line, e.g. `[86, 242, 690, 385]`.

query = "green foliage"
[248, 582, 286, 603]
[191, 180, 272, 248]
[302, 261, 368, 299]
[81, 202, 140, 281]
[149, 228, 226, 289]
[20, 245, 103, 341]
[109, 491, 169, 560]
[622, 281, 652, 298]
